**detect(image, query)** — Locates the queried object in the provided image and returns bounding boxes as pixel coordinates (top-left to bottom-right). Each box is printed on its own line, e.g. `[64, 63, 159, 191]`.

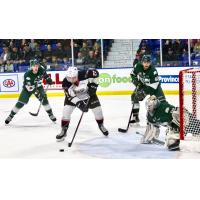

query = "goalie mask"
[66, 67, 78, 83]
[145, 95, 160, 113]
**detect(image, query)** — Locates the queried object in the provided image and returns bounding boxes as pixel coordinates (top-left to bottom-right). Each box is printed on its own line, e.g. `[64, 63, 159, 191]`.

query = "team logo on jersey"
[3, 79, 15, 88]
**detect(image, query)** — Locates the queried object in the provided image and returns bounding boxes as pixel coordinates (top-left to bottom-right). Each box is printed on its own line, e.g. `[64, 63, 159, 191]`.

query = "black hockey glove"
[46, 77, 53, 85]
[135, 89, 146, 101]
[88, 83, 98, 96]
[132, 78, 143, 88]
[76, 100, 89, 112]
[35, 90, 45, 101]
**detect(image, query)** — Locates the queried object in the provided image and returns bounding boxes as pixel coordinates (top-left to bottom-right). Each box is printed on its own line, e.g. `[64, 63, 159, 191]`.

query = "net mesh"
[181, 68, 200, 141]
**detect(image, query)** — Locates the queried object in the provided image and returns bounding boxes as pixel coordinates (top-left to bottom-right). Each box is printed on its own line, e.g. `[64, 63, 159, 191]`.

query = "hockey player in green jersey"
[130, 55, 166, 123]
[141, 95, 181, 151]
[5, 59, 56, 124]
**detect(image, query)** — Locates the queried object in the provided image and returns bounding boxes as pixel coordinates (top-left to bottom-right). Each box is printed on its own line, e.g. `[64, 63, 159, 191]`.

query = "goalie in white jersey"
[56, 67, 109, 141]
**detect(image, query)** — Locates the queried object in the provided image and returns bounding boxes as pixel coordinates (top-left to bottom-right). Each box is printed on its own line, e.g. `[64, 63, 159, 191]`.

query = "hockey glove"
[76, 100, 89, 112]
[135, 89, 146, 101]
[132, 79, 143, 88]
[88, 83, 98, 96]
[46, 77, 53, 85]
[35, 90, 45, 101]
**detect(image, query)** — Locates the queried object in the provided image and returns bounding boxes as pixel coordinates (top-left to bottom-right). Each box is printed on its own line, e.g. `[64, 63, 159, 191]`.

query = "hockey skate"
[130, 116, 140, 124]
[49, 114, 57, 122]
[56, 127, 68, 142]
[98, 124, 109, 136]
[5, 115, 13, 124]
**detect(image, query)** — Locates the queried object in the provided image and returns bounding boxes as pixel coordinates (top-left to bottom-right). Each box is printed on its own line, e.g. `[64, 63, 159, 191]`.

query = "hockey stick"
[118, 107, 133, 133]
[136, 131, 165, 146]
[118, 85, 141, 133]
[68, 98, 90, 147]
[29, 85, 49, 116]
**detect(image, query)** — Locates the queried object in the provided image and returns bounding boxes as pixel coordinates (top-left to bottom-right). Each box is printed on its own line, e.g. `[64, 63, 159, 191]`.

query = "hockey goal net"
[179, 68, 200, 150]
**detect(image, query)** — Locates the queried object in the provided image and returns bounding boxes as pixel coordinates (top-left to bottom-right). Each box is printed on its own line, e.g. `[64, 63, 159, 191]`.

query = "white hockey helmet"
[145, 95, 160, 113]
[66, 67, 78, 82]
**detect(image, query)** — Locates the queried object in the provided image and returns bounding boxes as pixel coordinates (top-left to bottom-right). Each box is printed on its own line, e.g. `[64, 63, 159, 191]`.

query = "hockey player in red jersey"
[56, 67, 109, 141]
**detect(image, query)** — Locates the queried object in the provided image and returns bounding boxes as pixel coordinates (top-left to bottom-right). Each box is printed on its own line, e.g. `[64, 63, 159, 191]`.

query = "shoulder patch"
[153, 71, 158, 75]
[26, 77, 31, 80]
[165, 107, 170, 113]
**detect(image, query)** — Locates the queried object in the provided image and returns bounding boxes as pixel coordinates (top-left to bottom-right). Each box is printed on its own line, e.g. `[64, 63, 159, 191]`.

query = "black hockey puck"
[59, 149, 64, 152]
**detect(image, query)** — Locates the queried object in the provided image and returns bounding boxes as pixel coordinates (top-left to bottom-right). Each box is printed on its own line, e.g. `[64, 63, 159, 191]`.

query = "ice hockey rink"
[0, 95, 200, 159]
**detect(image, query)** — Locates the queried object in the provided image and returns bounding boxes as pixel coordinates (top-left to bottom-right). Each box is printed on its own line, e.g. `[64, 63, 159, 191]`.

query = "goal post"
[179, 68, 200, 150]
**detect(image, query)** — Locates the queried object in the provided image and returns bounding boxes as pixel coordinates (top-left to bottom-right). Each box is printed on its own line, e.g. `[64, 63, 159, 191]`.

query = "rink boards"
[0, 66, 199, 98]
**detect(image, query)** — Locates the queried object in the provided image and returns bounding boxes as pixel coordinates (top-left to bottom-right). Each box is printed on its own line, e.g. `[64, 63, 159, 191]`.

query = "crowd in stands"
[190, 39, 200, 65]
[73, 39, 102, 69]
[0, 39, 72, 72]
[133, 39, 191, 67]
[1, 39, 200, 73]
[162, 39, 189, 66]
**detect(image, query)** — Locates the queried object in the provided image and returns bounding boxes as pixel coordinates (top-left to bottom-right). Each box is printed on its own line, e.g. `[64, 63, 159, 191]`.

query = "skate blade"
[56, 137, 66, 142]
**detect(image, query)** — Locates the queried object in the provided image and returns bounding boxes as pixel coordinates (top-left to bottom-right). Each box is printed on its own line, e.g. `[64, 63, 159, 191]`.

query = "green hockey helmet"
[30, 59, 39, 66]
[141, 55, 151, 63]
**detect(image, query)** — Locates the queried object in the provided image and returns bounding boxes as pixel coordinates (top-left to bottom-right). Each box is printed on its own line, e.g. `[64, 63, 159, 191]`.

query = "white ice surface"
[0, 95, 200, 159]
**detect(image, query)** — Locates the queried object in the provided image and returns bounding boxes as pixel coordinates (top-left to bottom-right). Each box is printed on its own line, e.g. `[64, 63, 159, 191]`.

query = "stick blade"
[29, 112, 38, 116]
[118, 128, 127, 133]
[68, 143, 72, 147]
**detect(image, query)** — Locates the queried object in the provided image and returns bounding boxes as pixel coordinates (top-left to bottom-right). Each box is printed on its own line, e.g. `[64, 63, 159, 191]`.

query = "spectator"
[193, 39, 200, 54]
[94, 49, 101, 59]
[10, 46, 21, 72]
[80, 42, 89, 57]
[5, 60, 14, 72]
[163, 48, 178, 66]
[63, 45, 71, 58]
[0, 47, 11, 64]
[10, 46, 20, 62]
[63, 57, 71, 70]
[133, 53, 141, 66]
[139, 46, 146, 58]
[163, 39, 172, 55]
[93, 41, 101, 52]
[20, 44, 33, 64]
[0, 59, 5, 72]
[181, 48, 189, 66]
[43, 44, 53, 62]
[172, 39, 182, 55]
[29, 39, 36, 51]
[85, 50, 100, 68]
[54, 42, 64, 62]
[153, 49, 160, 66]
[75, 52, 85, 65]
[33, 42, 42, 59]
[73, 42, 80, 58]
[50, 56, 58, 70]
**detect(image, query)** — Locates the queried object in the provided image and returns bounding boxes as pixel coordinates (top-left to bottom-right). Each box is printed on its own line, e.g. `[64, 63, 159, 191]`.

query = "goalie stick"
[29, 85, 49, 116]
[136, 131, 165, 146]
